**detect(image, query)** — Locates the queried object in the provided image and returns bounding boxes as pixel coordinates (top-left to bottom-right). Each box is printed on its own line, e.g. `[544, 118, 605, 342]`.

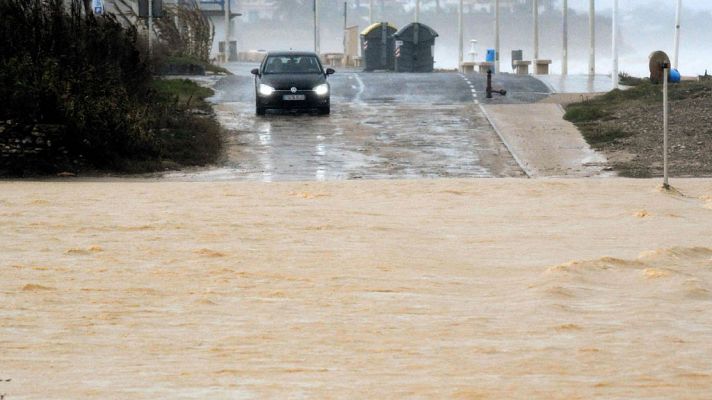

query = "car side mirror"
[325, 68, 335, 76]
[250, 68, 260, 76]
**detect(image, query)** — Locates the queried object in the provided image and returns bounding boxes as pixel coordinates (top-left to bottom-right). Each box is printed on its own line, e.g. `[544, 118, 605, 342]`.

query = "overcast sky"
[566, 0, 711, 12]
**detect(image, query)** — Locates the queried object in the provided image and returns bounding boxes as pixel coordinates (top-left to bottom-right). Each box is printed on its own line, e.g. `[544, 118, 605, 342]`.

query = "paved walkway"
[481, 103, 611, 177]
[535, 74, 616, 94]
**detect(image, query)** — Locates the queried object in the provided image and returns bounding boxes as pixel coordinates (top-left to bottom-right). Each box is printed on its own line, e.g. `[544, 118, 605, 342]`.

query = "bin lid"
[360, 22, 398, 36]
[394, 23, 439, 43]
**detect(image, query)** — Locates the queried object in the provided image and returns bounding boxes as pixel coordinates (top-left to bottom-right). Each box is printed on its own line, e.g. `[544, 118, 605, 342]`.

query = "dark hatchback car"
[251, 51, 335, 115]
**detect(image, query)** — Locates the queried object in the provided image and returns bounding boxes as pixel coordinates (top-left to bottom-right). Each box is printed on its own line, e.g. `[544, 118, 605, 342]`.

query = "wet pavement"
[163, 64, 554, 181]
[534, 74, 618, 94]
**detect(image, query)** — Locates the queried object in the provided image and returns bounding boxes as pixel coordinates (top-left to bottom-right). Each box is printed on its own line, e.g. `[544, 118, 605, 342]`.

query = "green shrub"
[582, 127, 630, 145]
[564, 105, 608, 123]
[0, 0, 222, 175]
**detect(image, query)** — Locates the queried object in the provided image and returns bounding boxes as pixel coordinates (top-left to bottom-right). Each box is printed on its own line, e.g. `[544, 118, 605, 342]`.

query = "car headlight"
[259, 84, 275, 96]
[314, 84, 329, 96]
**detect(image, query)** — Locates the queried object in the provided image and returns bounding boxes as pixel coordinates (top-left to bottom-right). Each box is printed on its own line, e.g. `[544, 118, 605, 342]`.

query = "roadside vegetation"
[0, 0, 223, 177]
[565, 79, 712, 177]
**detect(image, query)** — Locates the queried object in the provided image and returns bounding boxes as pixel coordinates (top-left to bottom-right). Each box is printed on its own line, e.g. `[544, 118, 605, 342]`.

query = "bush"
[564, 105, 608, 123]
[0, 0, 222, 175]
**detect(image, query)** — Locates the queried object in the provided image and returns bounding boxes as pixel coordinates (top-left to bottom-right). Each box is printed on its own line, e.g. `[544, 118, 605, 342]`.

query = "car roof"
[266, 51, 319, 57]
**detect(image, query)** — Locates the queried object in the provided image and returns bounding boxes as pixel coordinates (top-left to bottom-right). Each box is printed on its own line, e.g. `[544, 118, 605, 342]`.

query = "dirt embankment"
[564, 81, 712, 177]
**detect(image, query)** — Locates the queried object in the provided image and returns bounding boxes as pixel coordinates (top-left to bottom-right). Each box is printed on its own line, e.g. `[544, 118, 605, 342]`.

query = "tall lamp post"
[494, 0, 500, 73]
[562, 0, 568, 75]
[148, 0, 153, 56]
[314, 0, 320, 54]
[673, 0, 682, 70]
[458, 0, 464, 72]
[533, 0, 539, 61]
[612, 0, 619, 88]
[369, 0, 373, 24]
[589, 0, 595, 76]
[224, 0, 230, 61]
[415, 0, 420, 23]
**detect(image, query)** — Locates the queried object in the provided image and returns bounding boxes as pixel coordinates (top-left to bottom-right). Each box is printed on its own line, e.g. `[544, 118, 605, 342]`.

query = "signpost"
[92, 0, 104, 15]
[663, 64, 670, 189]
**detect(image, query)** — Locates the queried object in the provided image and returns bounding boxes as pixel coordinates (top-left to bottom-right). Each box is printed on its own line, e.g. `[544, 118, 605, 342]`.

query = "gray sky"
[567, 0, 711, 12]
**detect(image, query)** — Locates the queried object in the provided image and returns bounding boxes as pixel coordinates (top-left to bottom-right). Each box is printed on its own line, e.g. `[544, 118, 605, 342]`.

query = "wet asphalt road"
[163, 64, 551, 181]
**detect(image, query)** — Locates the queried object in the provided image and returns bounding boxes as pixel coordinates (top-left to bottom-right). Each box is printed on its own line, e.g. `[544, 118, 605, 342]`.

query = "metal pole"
[663, 66, 669, 189]
[562, 0, 568, 75]
[415, 0, 420, 23]
[612, 0, 618, 89]
[494, 0, 500, 73]
[458, 0, 463, 72]
[314, 0, 320, 54]
[147, 0, 153, 57]
[533, 0, 539, 60]
[588, 0, 595, 75]
[343, 1, 347, 55]
[223, 0, 230, 62]
[369, 0, 373, 24]
[673, 0, 682, 70]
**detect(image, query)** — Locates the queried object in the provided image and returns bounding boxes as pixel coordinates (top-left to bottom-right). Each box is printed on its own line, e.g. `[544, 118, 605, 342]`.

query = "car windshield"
[263, 55, 323, 74]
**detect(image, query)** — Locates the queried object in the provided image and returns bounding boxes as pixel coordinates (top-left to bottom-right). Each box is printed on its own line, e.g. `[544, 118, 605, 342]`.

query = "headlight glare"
[259, 84, 275, 96]
[314, 84, 329, 96]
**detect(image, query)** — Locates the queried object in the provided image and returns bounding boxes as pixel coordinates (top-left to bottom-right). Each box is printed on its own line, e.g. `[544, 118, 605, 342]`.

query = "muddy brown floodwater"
[2, 179, 712, 399]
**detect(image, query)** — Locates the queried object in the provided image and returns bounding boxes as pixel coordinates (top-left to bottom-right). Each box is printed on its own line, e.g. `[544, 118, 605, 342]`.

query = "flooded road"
[162, 66, 550, 181]
[3, 179, 712, 398]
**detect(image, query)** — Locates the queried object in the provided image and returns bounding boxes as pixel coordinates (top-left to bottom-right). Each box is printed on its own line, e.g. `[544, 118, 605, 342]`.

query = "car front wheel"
[318, 106, 330, 115]
[256, 102, 266, 116]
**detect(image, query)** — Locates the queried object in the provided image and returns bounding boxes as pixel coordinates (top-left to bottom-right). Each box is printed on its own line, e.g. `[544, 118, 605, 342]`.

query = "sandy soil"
[2, 179, 712, 399]
[563, 81, 712, 178]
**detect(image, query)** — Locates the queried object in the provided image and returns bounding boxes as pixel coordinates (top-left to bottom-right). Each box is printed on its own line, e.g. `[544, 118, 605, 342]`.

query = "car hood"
[260, 74, 326, 91]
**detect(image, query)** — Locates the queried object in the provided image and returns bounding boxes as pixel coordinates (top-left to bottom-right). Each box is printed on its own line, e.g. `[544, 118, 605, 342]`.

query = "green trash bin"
[394, 23, 439, 73]
[360, 22, 398, 72]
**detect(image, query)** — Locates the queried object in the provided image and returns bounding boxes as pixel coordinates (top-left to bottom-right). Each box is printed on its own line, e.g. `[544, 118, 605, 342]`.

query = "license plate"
[283, 94, 305, 101]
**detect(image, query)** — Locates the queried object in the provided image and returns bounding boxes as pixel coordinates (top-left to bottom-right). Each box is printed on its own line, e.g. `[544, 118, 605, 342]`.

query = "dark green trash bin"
[394, 23, 438, 73]
[360, 22, 398, 72]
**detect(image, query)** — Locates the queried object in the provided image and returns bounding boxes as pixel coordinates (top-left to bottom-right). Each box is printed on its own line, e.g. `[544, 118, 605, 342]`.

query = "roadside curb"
[477, 103, 533, 178]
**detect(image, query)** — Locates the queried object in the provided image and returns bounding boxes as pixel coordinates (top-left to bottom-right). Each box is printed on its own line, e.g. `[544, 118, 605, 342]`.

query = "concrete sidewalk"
[535, 74, 616, 94]
[481, 102, 611, 177]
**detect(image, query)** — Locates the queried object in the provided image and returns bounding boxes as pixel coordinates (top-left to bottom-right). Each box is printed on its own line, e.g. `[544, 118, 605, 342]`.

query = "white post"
[415, 0, 420, 23]
[369, 0, 373, 24]
[673, 0, 682, 70]
[458, 0, 463, 72]
[612, 0, 618, 88]
[562, 0, 568, 75]
[148, 0, 153, 57]
[314, 0, 320, 54]
[663, 65, 669, 189]
[494, 0, 500, 73]
[533, 0, 539, 60]
[589, 0, 595, 75]
[224, 0, 230, 62]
